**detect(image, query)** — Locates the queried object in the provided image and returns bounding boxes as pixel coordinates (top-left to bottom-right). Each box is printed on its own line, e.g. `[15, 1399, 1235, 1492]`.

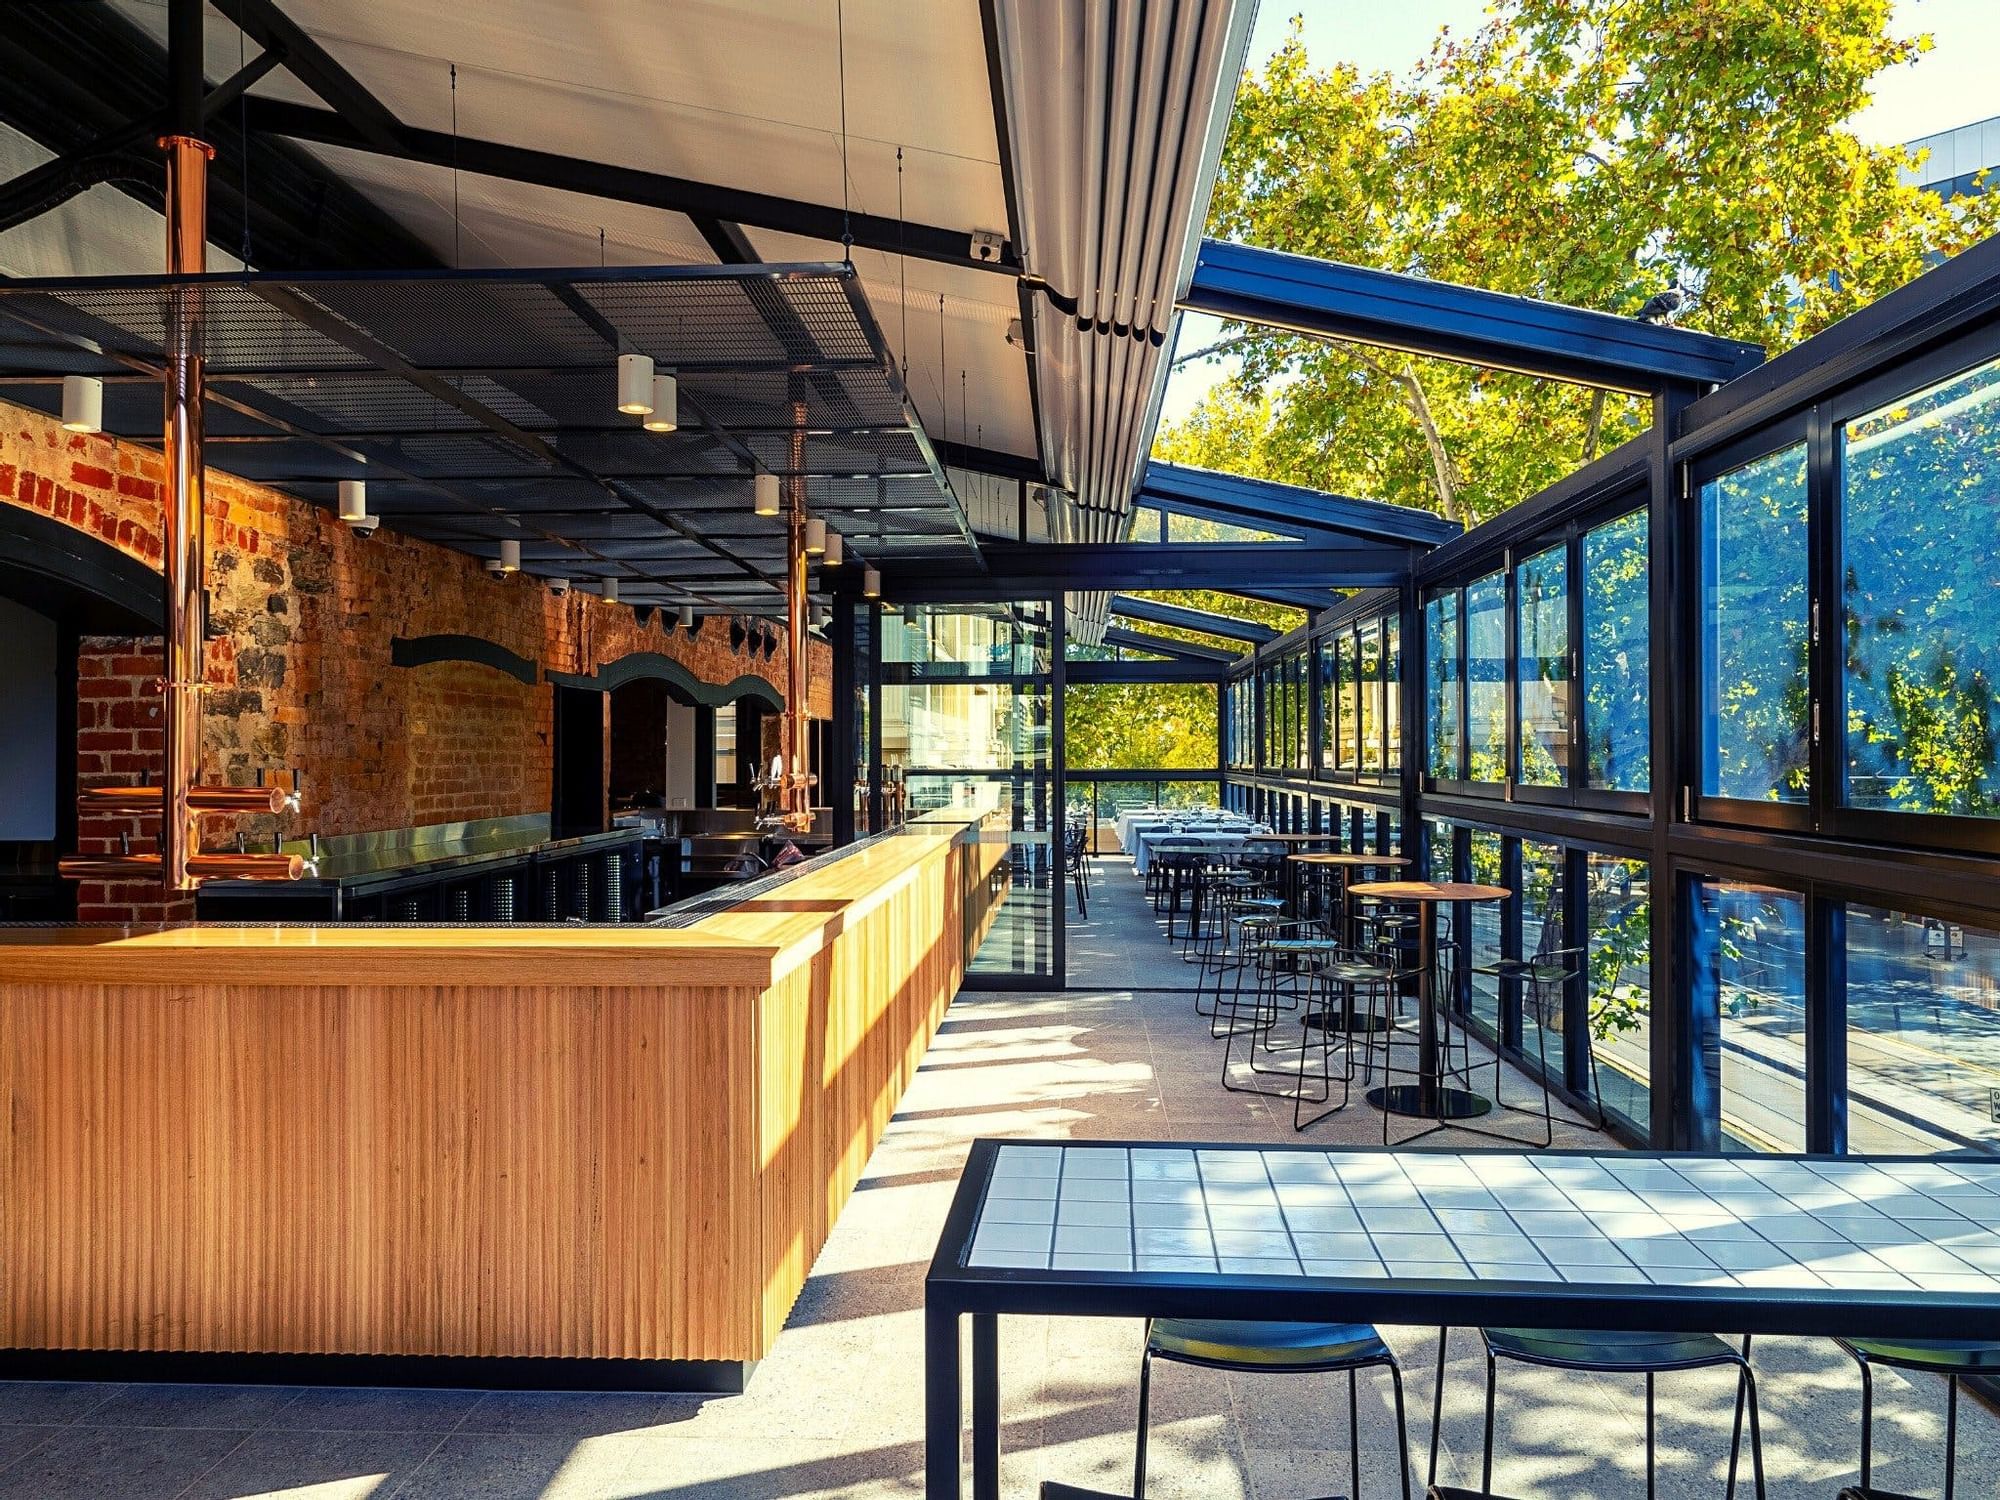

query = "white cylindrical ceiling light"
[823, 530, 843, 566]
[754, 472, 781, 516]
[603, 577, 620, 604]
[616, 352, 655, 414]
[61, 374, 103, 433]
[863, 566, 881, 599]
[337, 478, 368, 523]
[498, 538, 521, 574]
[805, 517, 826, 555]
[642, 371, 678, 432]
[677, 604, 694, 630]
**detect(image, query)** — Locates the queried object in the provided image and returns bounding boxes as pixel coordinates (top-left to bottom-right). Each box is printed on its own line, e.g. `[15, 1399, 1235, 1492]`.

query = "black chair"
[1293, 950, 1395, 1130]
[1832, 1335, 2000, 1500]
[1137, 1319, 1413, 1500]
[1062, 814, 1091, 918]
[1427, 1326, 1765, 1500]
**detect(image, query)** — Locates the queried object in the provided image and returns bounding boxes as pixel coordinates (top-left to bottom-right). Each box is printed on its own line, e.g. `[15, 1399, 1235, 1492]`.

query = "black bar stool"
[1832, 1335, 2000, 1500]
[1427, 1326, 1765, 1500]
[1137, 1319, 1413, 1500]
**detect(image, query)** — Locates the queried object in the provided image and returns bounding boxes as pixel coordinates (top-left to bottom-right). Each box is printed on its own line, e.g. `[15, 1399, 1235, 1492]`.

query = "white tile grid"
[963, 1146, 2000, 1297]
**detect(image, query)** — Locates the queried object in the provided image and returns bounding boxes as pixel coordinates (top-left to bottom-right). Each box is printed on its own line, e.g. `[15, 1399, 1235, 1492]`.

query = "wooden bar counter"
[0, 811, 1007, 1390]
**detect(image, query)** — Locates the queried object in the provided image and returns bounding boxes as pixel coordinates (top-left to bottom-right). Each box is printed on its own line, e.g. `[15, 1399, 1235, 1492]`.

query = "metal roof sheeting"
[987, 0, 1254, 639]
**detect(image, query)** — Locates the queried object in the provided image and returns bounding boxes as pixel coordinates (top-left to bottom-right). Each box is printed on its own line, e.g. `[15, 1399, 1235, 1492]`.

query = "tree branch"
[1346, 345, 1461, 521]
[1169, 334, 1266, 369]
[1582, 387, 1609, 462]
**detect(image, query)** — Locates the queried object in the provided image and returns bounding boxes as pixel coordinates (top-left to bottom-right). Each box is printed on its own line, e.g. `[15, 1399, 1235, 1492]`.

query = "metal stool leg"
[1726, 1335, 1751, 1500]
[1349, 1367, 1361, 1499]
[1946, 1373, 1959, 1500]
[1388, 1358, 1414, 1500]
[1480, 1349, 1498, 1497]
[1133, 1345, 1153, 1500]
[1645, 1370, 1656, 1500]
[1429, 1328, 1448, 1488]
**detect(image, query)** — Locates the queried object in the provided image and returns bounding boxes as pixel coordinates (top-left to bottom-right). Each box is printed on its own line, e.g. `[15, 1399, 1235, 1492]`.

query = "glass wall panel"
[1064, 683, 1218, 771]
[1295, 652, 1311, 769]
[1317, 639, 1336, 773]
[1842, 357, 2000, 818]
[1582, 509, 1651, 792]
[1515, 545, 1571, 787]
[1699, 443, 1810, 804]
[1466, 572, 1508, 782]
[1426, 592, 1463, 779]
[1360, 621, 1384, 773]
[1518, 840, 1564, 1068]
[1587, 854, 1651, 1130]
[1468, 830, 1504, 1033]
[880, 602, 1057, 983]
[1385, 616, 1403, 772]
[1844, 904, 2000, 1155]
[1425, 819, 1455, 884]
[1337, 632, 1359, 771]
[1693, 880, 1807, 1152]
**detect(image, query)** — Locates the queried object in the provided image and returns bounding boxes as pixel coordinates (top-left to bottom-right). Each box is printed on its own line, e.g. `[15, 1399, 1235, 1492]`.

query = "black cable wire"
[836, 0, 852, 263]
[450, 62, 461, 269]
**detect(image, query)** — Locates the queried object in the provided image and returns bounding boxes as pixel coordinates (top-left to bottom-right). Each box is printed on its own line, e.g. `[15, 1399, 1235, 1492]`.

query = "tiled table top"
[963, 1143, 2000, 1295]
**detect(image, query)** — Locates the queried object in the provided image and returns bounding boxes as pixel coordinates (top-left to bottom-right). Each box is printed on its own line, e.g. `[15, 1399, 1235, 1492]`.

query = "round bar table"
[1349, 880, 1508, 1120]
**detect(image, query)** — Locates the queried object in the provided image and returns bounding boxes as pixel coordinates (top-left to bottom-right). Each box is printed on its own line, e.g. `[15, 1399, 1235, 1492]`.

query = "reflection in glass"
[1292, 651, 1310, 770]
[1337, 632, 1359, 771]
[1467, 572, 1508, 782]
[1842, 357, 2000, 818]
[1384, 616, 1402, 772]
[1583, 509, 1650, 791]
[1587, 854, 1651, 1129]
[1468, 830, 1504, 1034]
[1693, 880, 1806, 1153]
[1700, 444, 1810, 803]
[1518, 840, 1564, 1065]
[1426, 592, 1462, 779]
[1515, 545, 1570, 786]
[1318, 638, 1338, 773]
[1844, 904, 2000, 1155]
[1360, 621, 1384, 773]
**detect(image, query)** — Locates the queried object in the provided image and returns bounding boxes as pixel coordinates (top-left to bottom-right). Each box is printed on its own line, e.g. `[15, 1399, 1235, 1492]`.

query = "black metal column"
[830, 596, 856, 847]
[1648, 382, 1700, 1148]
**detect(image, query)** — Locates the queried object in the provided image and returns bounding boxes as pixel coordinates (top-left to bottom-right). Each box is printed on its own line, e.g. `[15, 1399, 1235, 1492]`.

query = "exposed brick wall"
[74, 638, 192, 924]
[3, 399, 833, 921]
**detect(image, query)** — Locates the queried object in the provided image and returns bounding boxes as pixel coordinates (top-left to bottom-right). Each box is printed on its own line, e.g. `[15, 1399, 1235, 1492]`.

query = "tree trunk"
[1396, 362, 1461, 523]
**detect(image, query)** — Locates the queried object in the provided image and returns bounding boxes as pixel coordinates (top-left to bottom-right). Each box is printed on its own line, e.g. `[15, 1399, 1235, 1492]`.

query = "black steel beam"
[1108, 593, 1276, 644]
[0, 2, 439, 271]
[862, 541, 1410, 594]
[1140, 460, 1461, 547]
[1101, 626, 1240, 663]
[1066, 659, 1224, 684]
[936, 439, 1045, 484]
[209, 0, 406, 153]
[1184, 239, 1764, 394]
[1222, 585, 1337, 613]
[244, 97, 1020, 276]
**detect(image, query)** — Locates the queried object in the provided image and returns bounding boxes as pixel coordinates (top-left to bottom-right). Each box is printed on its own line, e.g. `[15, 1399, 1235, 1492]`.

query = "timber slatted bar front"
[0, 811, 1004, 1391]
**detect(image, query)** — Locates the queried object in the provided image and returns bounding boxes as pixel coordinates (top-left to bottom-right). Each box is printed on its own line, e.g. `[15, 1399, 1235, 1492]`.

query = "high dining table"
[1287, 850, 1410, 935]
[923, 1138, 2000, 1500]
[1350, 880, 1508, 1129]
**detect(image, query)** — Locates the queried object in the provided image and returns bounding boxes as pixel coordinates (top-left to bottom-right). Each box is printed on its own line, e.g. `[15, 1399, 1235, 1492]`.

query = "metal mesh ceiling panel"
[0, 263, 978, 616]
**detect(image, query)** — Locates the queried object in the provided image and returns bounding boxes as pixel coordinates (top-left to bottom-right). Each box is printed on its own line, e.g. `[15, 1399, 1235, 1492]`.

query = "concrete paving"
[1, 855, 1994, 1497]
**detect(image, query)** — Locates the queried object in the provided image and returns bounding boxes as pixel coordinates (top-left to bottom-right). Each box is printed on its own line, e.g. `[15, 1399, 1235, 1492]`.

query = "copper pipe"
[783, 399, 813, 831]
[159, 132, 214, 892]
[59, 851, 304, 883]
[82, 784, 289, 814]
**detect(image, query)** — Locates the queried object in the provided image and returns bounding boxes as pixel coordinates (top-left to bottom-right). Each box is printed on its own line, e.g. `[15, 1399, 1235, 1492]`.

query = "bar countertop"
[0, 811, 991, 989]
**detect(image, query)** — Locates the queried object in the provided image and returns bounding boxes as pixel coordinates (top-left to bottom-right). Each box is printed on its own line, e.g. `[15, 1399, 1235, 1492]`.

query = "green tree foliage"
[1163, 0, 2000, 526]
[1064, 683, 1220, 771]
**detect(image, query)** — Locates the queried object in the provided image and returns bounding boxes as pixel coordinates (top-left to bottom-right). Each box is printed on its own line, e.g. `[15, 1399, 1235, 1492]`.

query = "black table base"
[1368, 1083, 1492, 1120]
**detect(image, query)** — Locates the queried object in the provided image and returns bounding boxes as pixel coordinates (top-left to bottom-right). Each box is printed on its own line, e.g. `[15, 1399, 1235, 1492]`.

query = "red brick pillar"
[74, 635, 194, 924]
